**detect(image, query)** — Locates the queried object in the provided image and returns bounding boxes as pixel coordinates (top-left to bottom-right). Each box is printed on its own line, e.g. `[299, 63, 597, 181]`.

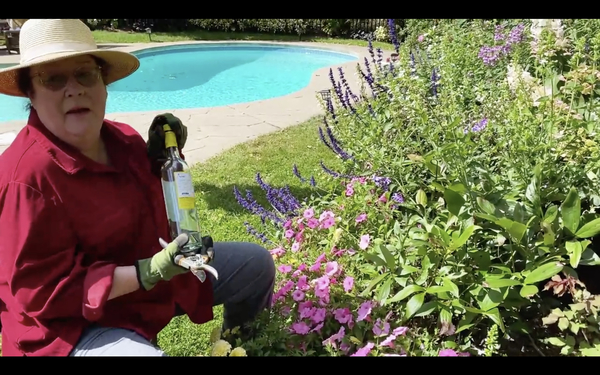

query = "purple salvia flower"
[387, 19, 400, 54]
[326, 98, 337, 121]
[464, 117, 488, 134]
[431, 68, 439, 97]
[506, 23, 525, 46]
[494, 25, 505, 42]
[472, 118, 488, 132]
[368, 38, 376, 65]
[244, 189, 284, 224]
[318, 126, 335, 152]
[255, 173, 288, 214]
[310, 176, 316, 187]
[281, 185, 301, 211]
[320, 161, 355, 179]
[391, 192, 404, 203]
[359, 59, 376, 98]
[293, 164, 306, 183]
[234, 186, 283, 225]
[256, 173, 301, 215]
[478, 45, 504, 66]
[338, 67, 358, 103]
[363, 57, 374, 83]
[329, 68, 346, 108]
[368, 104, 376, 117]
[344, 90, 356, 114]
[244, 222, 274, 244]
[376, 48, 384, 69]
[323, 118, 353, 161]
[480, 23, 525, 67]
[373, 176, 391, 191]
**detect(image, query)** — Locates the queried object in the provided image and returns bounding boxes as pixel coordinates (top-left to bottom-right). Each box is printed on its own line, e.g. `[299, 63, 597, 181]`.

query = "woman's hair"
[17, 55, 110, 110]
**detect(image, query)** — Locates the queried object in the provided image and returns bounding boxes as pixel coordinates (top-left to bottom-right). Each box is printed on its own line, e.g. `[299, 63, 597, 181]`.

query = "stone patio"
[0, 41, 372, 165]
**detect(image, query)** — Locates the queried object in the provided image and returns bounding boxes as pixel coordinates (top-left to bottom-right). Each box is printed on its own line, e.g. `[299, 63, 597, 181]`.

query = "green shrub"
[210, 18, 600, 356]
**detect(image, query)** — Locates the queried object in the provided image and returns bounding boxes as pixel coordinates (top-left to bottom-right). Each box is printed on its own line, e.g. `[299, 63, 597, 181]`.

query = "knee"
[248, 243, 276, 282]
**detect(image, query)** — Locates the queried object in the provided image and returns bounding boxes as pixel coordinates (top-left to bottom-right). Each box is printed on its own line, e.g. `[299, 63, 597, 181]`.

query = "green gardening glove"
[135, 233, 190, 291]
[147, 113, 188, 162]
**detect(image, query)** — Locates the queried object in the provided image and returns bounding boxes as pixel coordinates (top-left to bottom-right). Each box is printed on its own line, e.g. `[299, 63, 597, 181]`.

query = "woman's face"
[29, 54, 108, 151]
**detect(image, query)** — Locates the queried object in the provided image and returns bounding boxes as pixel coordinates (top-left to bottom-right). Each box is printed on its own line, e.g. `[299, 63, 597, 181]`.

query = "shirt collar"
[27, 108, 133, 175]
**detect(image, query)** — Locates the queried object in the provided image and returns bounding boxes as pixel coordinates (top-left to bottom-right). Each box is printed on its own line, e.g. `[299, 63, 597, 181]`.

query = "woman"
[0, 19, 275, 356]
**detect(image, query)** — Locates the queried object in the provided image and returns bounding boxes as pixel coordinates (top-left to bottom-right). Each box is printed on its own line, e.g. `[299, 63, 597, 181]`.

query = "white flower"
[506, 63, 552, 107]
[506, 64, 535, 92]
[530, 19, 568, 50]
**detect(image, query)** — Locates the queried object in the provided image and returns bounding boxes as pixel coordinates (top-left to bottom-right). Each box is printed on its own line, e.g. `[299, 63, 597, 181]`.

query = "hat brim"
[0, 49, 140, 97]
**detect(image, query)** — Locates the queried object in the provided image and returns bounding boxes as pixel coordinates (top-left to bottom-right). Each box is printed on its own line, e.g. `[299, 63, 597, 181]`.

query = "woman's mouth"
[66, 107, 91, 115]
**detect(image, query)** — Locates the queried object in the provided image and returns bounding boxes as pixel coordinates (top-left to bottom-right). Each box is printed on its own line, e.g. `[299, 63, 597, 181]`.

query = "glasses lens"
[38, 66, 101, 91]
[75, 66, 101, 87]
[40, 73, 68, 91]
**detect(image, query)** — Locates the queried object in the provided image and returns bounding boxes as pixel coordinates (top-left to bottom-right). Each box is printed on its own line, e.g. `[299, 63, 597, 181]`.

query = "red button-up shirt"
[0, 110, 214, 356]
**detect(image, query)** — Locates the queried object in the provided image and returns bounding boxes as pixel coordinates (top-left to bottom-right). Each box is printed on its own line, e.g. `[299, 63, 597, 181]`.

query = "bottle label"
[174, 171, 195, 210]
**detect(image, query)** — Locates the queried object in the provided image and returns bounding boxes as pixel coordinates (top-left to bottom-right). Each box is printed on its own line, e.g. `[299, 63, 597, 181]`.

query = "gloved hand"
[199, 235, 215, 264]
[135, 233, 190, 291]
[147, 113, 188, 162]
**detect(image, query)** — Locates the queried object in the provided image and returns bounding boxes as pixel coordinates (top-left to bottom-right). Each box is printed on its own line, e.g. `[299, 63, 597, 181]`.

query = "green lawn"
[91, 29, 394, 51]
[157, 116, 344, 356]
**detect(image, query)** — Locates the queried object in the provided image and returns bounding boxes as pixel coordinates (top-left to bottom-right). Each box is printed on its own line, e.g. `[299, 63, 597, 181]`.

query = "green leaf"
[388, 284, 425, 303]
[399, 265, 419, 275]
[449, 225, 480, 251]
[484, 278, 521, 288]
[543, 205, 558, 224]
[524, 261, 564, 285]
[443, 278, 460, 298]
[444, 189, 465, 216]
[361, 273, 387, 297]
[482, 308, 506, 333]
[525, 165, 542, 215]
[520, 284, 539, 298]
[377, 277, 393, 304]
[474, 212, 499, 224]
[477, 197, 496, 216]
[558, 317, 569, 331]
[547, 337, 566, 347]
[575, 218, 600, 238]
[416, 189, 428, 206]
[496, 218, 528, 243]
[478, 288, 505, 312]
[580, 248, 600, 266]
[363, 252, 387, 268]
[561, 188, 581, 235]
[405, 292, 425, 319]
[565, 241, 583, 268]
[414, 301, 438, 317]
[378, 244, 396, 269]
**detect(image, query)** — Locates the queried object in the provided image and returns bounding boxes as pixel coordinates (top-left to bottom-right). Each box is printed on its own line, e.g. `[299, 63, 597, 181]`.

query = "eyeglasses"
[32, 65, 103, 91]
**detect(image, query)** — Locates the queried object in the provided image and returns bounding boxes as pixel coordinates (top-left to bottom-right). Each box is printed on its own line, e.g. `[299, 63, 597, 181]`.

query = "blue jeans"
[69, 241, 275, 356]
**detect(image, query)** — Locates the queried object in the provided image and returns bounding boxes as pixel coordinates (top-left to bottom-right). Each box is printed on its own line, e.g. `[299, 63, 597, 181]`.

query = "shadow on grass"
[195, 182, 317, 215]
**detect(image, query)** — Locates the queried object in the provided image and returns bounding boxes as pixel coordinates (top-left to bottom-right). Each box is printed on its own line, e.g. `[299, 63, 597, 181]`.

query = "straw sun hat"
[0, 19, 140, 97]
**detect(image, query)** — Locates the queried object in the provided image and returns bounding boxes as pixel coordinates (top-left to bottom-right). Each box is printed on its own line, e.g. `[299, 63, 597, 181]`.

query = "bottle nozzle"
[162, 124, 178, 149]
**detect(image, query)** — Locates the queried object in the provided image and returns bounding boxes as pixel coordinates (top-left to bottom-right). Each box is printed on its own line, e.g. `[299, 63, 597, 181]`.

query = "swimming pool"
[0, 43, 357, 122]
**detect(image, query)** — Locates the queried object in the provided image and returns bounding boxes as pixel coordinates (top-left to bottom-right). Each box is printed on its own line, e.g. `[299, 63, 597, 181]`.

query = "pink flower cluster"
[439, 348, 470, 357]
[269, 206, 373, 259]
[269, 208, 339, 258]
[271, 249, 408, 356]
[344, 176, 367, 197]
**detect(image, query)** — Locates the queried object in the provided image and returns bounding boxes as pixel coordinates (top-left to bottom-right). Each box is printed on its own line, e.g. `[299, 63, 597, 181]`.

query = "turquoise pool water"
[0, 43, 357, 122]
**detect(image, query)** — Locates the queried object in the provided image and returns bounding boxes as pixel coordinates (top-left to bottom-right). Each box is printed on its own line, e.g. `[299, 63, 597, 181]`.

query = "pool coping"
[0, 41, 381, 165]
